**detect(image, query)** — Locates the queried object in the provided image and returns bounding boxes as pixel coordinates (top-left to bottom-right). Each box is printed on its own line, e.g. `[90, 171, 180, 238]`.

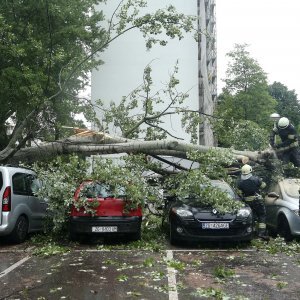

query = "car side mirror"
[267, 192, 279, 199]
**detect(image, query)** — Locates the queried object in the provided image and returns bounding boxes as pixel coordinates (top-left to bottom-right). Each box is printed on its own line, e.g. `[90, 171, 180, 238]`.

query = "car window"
[27, 176, 41, 196]
[82, 183, 111, 198]
[94, 183, 111, 198]
[12, 173, 29, 195]
[82, 182, 126, 198]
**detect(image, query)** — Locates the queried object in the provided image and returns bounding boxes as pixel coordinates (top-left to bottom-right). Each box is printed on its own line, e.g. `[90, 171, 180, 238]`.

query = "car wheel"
[169, 222, 179, 246]
[10, 216, 29, 243]
[278, 215, 293, 242]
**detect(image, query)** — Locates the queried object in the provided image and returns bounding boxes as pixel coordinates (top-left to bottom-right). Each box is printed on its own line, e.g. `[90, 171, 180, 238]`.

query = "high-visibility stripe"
[258, 223, 266, 229]
[244, 196, 256, 201]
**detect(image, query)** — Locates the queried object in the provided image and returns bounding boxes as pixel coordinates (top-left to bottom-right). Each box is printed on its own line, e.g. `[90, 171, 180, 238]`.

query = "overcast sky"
[216, 0, 300, 98]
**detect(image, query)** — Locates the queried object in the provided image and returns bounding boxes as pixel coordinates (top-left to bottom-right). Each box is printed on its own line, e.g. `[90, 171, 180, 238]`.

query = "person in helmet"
[270, 117, 300, 167]
[237, 164, 269, 240]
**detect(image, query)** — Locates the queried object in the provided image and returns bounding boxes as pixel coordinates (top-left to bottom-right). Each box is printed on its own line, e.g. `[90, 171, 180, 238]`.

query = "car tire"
[10, 216, 29, 244]
[278, 215, 293, 242]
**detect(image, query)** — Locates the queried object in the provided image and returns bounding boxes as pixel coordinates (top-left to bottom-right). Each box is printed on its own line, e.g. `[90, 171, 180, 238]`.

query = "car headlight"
[237, 207, 251, 218]
[172, 207, 193, 217]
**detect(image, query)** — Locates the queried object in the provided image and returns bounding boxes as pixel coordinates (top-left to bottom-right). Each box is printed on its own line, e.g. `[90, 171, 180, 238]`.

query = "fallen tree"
[6, 129, 276, 165]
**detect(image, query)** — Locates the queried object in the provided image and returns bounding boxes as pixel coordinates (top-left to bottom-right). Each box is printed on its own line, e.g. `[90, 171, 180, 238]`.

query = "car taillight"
[2, 187, 11, 211]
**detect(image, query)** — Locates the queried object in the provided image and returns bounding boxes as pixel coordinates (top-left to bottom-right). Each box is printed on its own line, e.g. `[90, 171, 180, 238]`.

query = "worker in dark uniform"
[237, 164, 269, 241]
[270, 117, 300, 167]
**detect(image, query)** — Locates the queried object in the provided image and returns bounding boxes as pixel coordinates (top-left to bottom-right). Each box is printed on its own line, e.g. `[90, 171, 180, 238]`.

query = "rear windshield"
[82, 182, 125, 198]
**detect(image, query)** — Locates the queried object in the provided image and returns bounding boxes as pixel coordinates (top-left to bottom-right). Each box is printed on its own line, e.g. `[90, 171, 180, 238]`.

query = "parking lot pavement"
[1, 242, 300, 300]
[173, 249, 300, 300]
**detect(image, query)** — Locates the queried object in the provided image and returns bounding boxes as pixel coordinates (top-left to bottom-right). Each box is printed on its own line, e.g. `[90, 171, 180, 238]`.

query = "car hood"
[175, 203, 239, 219]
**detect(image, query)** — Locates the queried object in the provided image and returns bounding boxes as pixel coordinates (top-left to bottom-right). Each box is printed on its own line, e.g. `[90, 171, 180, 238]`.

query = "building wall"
[91, 0, 216, 145]
[198, 0, 217, 146]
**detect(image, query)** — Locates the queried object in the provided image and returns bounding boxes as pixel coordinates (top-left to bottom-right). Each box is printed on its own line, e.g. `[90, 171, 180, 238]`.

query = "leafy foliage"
[213, 265, 235, 279]
[214, 44, 276, 149]
[34, 155, 90, 232]
[34, 148, 243, 235]
[100, 62, 202, 142]
[213, 118, 269, 151]
[0, 0, 106, 148]
[163, 149, 243, 214]
[34, 154, 162, 233]
[223, 44, 268, 94]
[269, 81, 300, 130]
[191, 287, 229, 300]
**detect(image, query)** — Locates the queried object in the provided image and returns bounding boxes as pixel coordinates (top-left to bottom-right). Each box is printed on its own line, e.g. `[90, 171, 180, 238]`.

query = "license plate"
[92, 226, 118, 232]
[202, 222, 229, 229]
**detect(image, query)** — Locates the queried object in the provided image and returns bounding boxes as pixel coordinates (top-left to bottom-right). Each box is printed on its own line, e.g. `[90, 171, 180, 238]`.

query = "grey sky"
[216, 0, 300, 97]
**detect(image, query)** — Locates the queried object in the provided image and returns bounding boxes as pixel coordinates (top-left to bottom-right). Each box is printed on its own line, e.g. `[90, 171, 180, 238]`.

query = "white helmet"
[270, 113, 280, 121]
[278, 117, 289, 129]
[241, 164, 252, 175]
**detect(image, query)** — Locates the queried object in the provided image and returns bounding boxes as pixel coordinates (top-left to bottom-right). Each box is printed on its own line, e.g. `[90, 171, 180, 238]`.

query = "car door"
[265, 183, 282, 228]
[26, 174, 47, 230]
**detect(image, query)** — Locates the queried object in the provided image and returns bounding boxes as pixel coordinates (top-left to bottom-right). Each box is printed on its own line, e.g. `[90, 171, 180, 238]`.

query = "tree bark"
[5, 130, 275, 165]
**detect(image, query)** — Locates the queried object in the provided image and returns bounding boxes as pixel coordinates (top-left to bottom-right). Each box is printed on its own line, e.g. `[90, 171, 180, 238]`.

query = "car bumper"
[0, 212, 14, 236]
[288, 213, 300, 236]
[70, 216, 142, 235]
[170, 216, 253, 242]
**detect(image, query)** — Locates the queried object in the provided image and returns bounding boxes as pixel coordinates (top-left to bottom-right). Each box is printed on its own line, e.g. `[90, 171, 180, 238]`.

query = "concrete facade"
[91, 0, 217, 145]
[198, 0, 217, 145]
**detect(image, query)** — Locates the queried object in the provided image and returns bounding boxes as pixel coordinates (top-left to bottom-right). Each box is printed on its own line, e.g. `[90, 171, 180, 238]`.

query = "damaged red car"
[70, 180, 142, 241]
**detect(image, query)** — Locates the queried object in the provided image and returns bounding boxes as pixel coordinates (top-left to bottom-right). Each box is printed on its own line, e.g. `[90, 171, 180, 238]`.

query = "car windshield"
[178, 180, 237, 204]
[210, 181, 236, 199]
[281, 179, 300, 199]
[82, 182, 126, 198]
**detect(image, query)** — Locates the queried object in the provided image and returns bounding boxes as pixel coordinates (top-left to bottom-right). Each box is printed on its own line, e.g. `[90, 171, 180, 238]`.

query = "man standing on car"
[269, 117, 300, 167]
[237, 164, 269, 241]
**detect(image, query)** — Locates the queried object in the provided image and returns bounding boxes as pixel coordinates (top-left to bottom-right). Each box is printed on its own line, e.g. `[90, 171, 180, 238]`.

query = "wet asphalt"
[0, 237, 300, 300]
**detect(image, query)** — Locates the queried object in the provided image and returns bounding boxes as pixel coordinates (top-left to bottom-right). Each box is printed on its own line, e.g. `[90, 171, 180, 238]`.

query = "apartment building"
[91, 0, 217, 145]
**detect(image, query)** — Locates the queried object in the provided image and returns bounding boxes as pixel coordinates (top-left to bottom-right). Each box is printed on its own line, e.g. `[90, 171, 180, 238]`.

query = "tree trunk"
[5, 130, 275, 165]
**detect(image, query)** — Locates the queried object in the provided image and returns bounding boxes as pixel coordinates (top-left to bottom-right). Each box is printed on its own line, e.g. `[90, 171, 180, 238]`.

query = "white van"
[0, 166, 47, 243]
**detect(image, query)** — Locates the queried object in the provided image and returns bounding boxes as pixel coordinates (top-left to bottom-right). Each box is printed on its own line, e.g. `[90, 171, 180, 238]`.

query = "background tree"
[0, 0, 106, 149]
[214, 44, 276, 150]
[268, 81, 300, 129]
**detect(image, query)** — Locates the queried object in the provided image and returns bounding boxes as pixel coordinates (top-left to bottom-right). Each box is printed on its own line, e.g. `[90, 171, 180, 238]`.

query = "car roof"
[210, 179, 231, 187]
[279, 178, 300, 199]
[0, 165, 35, 174]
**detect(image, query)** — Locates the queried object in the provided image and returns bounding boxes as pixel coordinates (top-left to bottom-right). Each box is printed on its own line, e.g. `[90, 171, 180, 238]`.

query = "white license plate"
[92, 226, 118, 232]
[202, 222, 229, 229]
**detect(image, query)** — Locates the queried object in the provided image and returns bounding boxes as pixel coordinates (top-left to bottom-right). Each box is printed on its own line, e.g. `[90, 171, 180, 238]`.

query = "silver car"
[0, 166, 47, 243]
[265, 178, 300, 241]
